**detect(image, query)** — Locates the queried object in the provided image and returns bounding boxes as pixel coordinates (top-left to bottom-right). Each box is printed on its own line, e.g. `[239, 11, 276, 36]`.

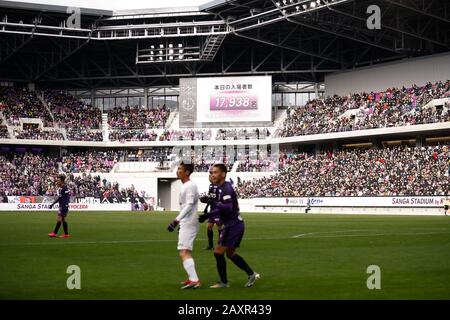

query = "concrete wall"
[325, 53, 450, 96]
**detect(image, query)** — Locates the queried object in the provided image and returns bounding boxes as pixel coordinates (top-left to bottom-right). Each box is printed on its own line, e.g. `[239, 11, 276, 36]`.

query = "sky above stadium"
[9, 0, 211, 10]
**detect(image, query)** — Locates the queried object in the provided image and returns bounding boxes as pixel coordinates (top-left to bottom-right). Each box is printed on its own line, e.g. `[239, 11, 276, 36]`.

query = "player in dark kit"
[199, 164, 260, 288]
[47, 175, 71, 238]
[200, 169, 222, 250]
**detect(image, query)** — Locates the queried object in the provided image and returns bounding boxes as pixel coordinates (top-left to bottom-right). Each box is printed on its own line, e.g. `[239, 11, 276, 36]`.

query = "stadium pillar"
[416, 136, 425, 147]
[144, 87, 148, 108]
[372, 138, 381, 149]
[28, 82, 35, 91]
[314, 83, 319, 98]
[315, 143, 321, 156]
[333, 141, 339, 152]
[91, 90, 95, 109]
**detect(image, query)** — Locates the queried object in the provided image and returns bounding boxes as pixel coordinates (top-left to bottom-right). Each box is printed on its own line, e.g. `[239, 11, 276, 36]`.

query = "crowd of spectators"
[0, 151, 147, 202]
[109, 129, 158, 142]
[66, 129, 103, 141]
[13, 127, 64, 140]
[61, 150, 119, 173]
[159, 129, 212, 141]
[107, 105, 170, 129]
[278, 80, 450, 137]
[236, 145, 450, 198]
[44, 91, 101, 130]
[216, 128, 271, 140]
[0, 87, 53, 126]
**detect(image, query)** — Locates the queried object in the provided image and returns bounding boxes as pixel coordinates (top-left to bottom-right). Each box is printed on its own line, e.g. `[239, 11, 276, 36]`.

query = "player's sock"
[53, 221, 61, 234]
[63, 221, 69, 235]
[229, 254, 254, 276]
[182, 258, 199, 282]
[214, 252, 227, 284]
[207, 229, 214, 248]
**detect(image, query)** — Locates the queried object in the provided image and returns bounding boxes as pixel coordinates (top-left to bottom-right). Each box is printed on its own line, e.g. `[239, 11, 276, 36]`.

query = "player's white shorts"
[177, 223, 200, 251]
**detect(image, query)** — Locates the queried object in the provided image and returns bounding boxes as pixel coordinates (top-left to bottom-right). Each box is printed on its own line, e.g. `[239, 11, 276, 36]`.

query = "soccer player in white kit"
[167, 162, 201, 289]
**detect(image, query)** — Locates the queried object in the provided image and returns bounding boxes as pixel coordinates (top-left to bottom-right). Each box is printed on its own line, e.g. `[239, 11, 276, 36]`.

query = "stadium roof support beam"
[285, 15, 401, 54]
[382, 0, 450, 24]
[326, 4, 450, 49]
[232, 29, 346, 67]
[227, 0, 352, 32]
[33, 37, 92, 81]
[0, 33, 34, 65]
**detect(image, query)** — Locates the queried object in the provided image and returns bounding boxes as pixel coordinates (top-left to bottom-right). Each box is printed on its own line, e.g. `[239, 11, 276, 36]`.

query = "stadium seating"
[216, 128, 271, 140]
[0, 151, 145, 199]
[277, 80, 450, 137]
[236, 145, 450, 198]
[0, 87, 53, 127]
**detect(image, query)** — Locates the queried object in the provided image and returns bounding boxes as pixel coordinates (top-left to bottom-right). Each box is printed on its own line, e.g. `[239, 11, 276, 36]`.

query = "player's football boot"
[245, 273, 260, 287]
[181, 280, 201, 289]
[209, 281, 229, 289]
[59, 234, 71, 238]
[48, 232, 57, 237]
[180, 279, 190, 285]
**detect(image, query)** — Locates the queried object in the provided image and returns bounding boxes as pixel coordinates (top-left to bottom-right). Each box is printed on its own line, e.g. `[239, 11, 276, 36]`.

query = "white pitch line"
[0, 229, 449, 247]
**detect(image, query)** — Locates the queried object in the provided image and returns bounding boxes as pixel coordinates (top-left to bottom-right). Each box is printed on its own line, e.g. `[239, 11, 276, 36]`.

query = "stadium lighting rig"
[229, 0, 351, 32]
[136, 41, 201, 63]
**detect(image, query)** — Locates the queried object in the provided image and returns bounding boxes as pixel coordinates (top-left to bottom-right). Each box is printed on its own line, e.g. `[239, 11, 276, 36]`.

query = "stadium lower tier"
[0, 144, 449, 200]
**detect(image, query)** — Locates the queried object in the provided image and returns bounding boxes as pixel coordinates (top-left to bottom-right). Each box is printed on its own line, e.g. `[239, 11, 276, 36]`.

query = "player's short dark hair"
[180, 162, 194, 176]
[57, 174, 66, 182]
[213, 163, 228, 173]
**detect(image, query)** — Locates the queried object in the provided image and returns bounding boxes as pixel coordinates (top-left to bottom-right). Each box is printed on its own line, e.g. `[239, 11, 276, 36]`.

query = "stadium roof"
[0, 0, 449, 89]
[0, 0, 113, 16]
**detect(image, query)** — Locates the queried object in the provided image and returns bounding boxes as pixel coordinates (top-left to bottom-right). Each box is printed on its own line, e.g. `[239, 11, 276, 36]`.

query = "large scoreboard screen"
[196, 76, 272, 123]
[178, 76, 272, 127]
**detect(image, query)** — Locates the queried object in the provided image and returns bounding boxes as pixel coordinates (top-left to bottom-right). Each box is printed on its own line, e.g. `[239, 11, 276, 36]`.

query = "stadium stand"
[236, 145, 450, 198]
[216, 128, 271, 140]
[0, 87, 53, 127]
[277, 80, 450, 137]
[0, 151, 146, 200]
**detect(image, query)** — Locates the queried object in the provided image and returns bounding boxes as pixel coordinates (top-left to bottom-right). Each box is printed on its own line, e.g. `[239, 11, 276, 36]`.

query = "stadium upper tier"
[0, 80, 449, 144]
[277, 80, 450, 138]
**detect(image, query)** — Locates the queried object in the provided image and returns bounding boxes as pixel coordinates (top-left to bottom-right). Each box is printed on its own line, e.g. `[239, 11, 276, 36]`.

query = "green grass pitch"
[0, 211, 449, 299]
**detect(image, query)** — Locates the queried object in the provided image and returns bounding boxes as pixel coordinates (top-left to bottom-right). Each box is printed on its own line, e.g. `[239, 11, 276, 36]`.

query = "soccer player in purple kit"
[199, 164, 260, 288]
[48, 174, 71, 238]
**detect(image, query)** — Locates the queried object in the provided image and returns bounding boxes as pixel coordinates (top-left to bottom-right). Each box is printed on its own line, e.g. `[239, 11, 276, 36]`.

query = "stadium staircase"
[37, 92, 55, 124]
[269, 109, 288, 138]
[102, 113, 110, 141]
[200, 34, 226, 61]
[165, 110, 179, 129]
[0, 112, 11, 138]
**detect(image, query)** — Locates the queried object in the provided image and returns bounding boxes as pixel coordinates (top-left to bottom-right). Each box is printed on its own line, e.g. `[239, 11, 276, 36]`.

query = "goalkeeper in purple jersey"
[199, 164, 260, 288]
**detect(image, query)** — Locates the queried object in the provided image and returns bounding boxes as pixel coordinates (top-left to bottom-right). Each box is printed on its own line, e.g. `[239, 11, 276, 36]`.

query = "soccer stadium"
[0, 0, 450, 303]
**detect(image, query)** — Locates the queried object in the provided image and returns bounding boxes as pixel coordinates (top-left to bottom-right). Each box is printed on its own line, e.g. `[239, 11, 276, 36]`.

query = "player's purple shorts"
[58, 206, 69, 217]
[218, 220, 245, 248]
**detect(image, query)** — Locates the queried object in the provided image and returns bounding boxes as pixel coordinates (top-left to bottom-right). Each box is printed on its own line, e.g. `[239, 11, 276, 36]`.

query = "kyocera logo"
[310, 198, 323, 205]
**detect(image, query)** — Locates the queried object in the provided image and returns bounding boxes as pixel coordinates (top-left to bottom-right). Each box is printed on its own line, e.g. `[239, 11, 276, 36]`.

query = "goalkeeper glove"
[167, 219, 179, 232]
[198, 213, 209, 223]
[200, 194, 213, 204]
